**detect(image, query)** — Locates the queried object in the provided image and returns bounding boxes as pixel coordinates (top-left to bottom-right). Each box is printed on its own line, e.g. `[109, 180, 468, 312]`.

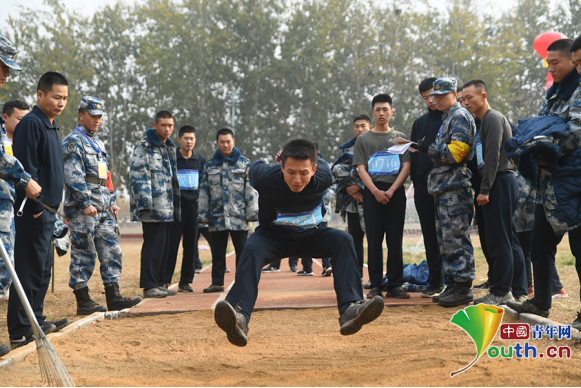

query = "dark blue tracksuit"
[225, 160, 363, 321]
[8, 106, 63, 339]
[410, 107, 444, 287]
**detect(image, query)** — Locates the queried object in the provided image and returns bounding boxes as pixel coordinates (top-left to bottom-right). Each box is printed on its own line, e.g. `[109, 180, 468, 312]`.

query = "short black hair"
[353, 114, 371, 125]
[216, 127, 234, 141]
[155, 110, 173, 123]
[280, 138, 317, 166]
[371, 94, 393, 109]
[419, 77, 437, 94]
[463, 79, 488, 93]
[457, 85, 464, 93]
[571, 35, 581, 54]
[37, 72, 68, 94]
[178, 125, 196, 137]
[547, 38, 573, 59]
[2, 99, 29, 116]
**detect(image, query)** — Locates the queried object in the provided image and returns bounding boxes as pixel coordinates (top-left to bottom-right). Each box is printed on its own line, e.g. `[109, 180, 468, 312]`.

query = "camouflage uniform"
[427, 81, 476, 283]
[513, 171, 536, 233]
[130, 128, 181, 223]
[332, 140, 365, 230]
[198, 149, 258, 231]
[62, 119, 122, 290]
[0, 124, 31, 297]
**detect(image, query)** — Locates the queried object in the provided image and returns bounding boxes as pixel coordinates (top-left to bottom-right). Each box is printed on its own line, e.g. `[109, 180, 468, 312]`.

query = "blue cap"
[79, 96, 104, 116]
[430, 77, 457, 95]
[0, 33, 22, 72]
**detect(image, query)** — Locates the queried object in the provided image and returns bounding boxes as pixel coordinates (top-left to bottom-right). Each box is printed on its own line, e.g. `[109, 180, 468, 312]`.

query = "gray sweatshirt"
[479, 108, 514, 195]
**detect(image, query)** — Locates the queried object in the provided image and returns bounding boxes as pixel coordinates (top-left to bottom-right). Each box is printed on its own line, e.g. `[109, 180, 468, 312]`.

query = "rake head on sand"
[0, 241, 74, 387]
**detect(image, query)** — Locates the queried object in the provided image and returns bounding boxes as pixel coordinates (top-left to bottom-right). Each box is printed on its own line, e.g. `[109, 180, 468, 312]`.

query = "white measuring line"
[210, 251, 237, 309]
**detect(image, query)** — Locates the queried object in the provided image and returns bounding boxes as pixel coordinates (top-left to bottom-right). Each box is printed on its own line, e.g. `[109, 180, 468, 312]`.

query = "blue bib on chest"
[272, 204, 323, 232]
[177, 169, 198, 190]
[368, 151, 401, 176]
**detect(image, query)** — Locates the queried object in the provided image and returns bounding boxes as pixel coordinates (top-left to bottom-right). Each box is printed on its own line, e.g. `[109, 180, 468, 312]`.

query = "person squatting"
[1, 30, 581, 354]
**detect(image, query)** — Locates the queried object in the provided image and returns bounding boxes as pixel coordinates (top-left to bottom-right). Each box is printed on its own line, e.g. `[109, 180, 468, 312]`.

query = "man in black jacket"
[8, 72, 69, 348]
[214, 139, 383, 346]
[163, 125, 206, 292]
[410, 77, 445, 298]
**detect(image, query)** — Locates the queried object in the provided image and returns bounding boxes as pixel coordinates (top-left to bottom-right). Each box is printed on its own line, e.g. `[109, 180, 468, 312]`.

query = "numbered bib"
[475, 132, 484, 169]
[3, 139, 13, 156]
[368, 151, 400, 176]
[98, 161, 107, 179]
[272, 203, 323, 232]
[177, 169, 199, 190]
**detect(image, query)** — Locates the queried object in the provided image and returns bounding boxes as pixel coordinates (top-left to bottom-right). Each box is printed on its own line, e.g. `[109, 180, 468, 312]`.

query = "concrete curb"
[0, 307, 132, 369]
[502, 305, 581, 342]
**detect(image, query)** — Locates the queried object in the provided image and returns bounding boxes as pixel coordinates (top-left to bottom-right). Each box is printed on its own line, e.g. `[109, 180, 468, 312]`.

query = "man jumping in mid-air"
[214, 138, 384, 346]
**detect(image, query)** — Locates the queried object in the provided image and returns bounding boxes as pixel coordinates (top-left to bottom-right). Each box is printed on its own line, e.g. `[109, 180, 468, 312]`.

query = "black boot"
[74, 287, 107, 315]
[438, 280, 473, 307]
[105, 284, 142, 311]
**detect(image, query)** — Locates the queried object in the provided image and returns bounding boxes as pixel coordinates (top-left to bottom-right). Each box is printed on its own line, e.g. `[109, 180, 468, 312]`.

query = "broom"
[0, 241, 75, 387]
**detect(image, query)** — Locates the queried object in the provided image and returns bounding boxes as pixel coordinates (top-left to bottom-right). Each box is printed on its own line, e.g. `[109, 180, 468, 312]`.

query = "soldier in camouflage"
[412, 77, 477, 307]
[63, 97, 142, 315]
[130, 110, 181, 298]
[198, 127, 258, 293]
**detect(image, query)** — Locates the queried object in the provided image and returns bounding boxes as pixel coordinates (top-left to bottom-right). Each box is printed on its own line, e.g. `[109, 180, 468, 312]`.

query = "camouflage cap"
[79, 96, 104, 116]
[0, 33, 22, 72]
[430, 77, 457, 95]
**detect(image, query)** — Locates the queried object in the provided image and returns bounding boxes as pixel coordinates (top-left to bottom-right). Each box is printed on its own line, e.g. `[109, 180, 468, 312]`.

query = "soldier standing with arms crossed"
[62, 97, 142, 314]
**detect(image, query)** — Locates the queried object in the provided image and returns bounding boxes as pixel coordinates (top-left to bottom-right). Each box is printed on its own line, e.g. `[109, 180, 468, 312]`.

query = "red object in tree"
[107, 171, 115, 192]
[533, 31, 568, 59]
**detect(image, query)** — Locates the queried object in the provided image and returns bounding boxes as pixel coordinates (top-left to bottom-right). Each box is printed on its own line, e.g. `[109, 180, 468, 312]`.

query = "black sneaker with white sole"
[321, 267, 332, 277]
[42, 318, 70, 332]
[10, 322, 56, 350]
[297, 270, 314, 276]
[385, 286, 410, 299]
[214, 300, 249, 347]
[0, 344, 9, 357]
[339, 296, 384, 335]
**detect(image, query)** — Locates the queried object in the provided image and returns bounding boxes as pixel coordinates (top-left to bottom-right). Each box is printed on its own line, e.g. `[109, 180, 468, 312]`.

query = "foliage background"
[1, 0, 580, 193]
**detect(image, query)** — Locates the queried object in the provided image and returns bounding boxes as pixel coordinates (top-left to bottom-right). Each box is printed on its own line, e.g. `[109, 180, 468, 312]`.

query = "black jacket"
[14, 105, 64, 213]
[176, 148, 206, 205]
[248, 160, 332, 228]
[410, 108, 443, 186]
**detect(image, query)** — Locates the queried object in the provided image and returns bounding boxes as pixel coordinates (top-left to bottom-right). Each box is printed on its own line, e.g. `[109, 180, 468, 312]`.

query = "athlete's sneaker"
[528, 286, 534, 296]
[505, 299, 550, 318]
[261, 266, 280, 273]
[225, 268, 231, 273]
[42, 318, 70, 332]
[515, 294, 529, 303]
[363, 281, 372, 290]
[339, 296, 384, 335]
[366, 287, 383, 299]
[214, 300, 248, 347]
[178, 283, 194, 292]
[10, 322, 56, 350]
[195, 269, 202, 274]
[203, 284, 224, 293]
[474, 291, 514, 306]
[473, 281, 490, 290]
[322, 267, 332, 277]
[385, 286, 410, 299]
[421, 285, 445, 298]
[297, 270, 314, 276]
[571, 310, 581, 331]
[143, 287, 167, 298]
[552, 288, 568, 299]
[0, 344, 9, 357]
[159, 285, 177, 296]
[433, 281, 455, 302]
[438, 282, 473, 307]
[290, 265, 298, 272]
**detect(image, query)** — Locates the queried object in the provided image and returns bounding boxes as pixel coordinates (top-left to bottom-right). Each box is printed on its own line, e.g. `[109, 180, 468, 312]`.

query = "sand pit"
[2, 305, 580, 386]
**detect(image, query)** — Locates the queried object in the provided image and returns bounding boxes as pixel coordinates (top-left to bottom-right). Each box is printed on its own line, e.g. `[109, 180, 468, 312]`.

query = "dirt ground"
[2, 306, 580, 386]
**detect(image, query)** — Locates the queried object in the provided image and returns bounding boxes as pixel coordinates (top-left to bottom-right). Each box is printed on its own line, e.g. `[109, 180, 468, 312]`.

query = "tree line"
[1, 0, 580, 193]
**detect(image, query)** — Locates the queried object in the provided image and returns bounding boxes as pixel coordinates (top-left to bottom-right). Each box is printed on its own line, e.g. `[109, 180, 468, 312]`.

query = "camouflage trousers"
[434, 187, 476, 283]
[66, 208, 122, 290]
[0, 199, 15, 296]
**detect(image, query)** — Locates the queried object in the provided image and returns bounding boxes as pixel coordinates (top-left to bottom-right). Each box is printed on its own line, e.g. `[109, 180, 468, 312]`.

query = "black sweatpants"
[164, 202, 199, 285]
[195, 227, 213, 270]
[210, 230, 248, 286]
[530, 206, 581, 310]
[140, 222, 172, 289]
[519, 230, 563, 291]
[347, 211, 365, 276]
[413, 182, 444, 287]
[8, 209, 56, 338]
[471, 171, 492, 283]
[225, 225, 363, 322]
[363, 183, 406, 289]
[481, 172, 527, 298]
[287, 221, 332, 272]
